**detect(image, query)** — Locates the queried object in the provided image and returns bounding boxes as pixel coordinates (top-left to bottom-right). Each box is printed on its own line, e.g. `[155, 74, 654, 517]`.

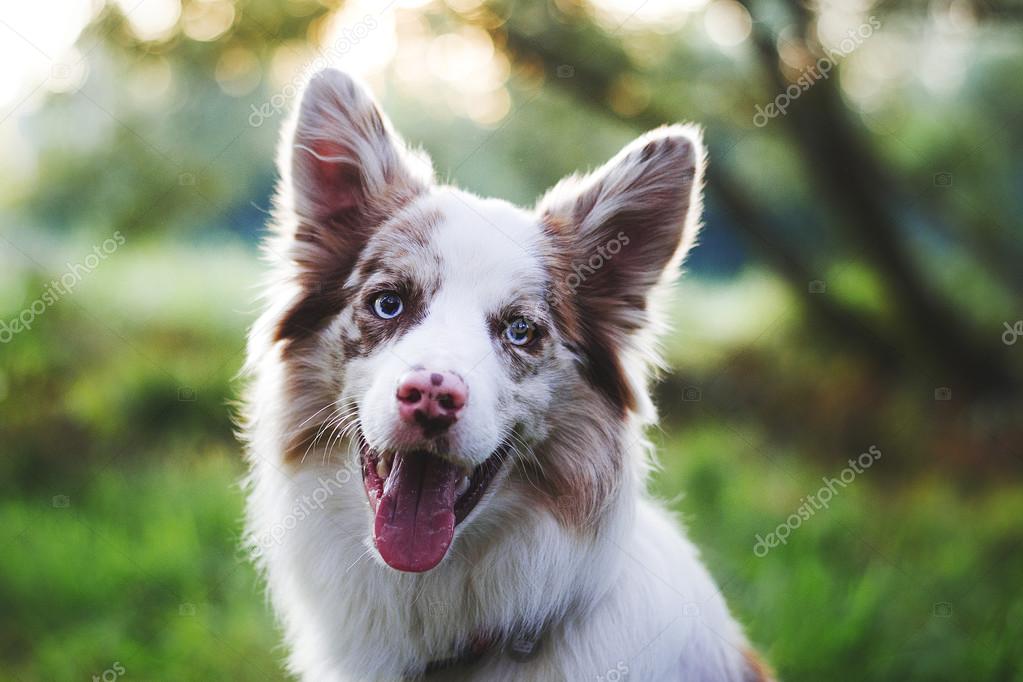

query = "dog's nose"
[396, 369, 468, 435]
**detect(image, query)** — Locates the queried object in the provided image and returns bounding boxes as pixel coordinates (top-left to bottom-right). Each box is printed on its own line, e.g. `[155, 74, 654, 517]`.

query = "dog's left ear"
[537, 125, 704, 408]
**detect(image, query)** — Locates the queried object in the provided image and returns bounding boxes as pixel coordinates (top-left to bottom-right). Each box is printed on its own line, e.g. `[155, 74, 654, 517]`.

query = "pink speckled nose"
[395, 369, 468, 436]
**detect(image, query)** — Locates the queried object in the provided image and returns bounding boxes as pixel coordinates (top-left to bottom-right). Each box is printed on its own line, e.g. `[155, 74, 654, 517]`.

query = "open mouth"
[360, 436, 505, 573]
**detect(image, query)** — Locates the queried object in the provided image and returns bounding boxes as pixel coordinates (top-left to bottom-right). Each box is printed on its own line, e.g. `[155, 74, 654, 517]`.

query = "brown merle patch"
[540, 214, 636, 415]
[280, 369, 343, 463]
[275, 204, 440, 350]
[516, 412, 624, 531]
[333, 206, 443, 360]
[742, 648, 775, 682]
[343, 279, 430, 359]
[486, 305, 551, 383]
[275, 206, 441, 463]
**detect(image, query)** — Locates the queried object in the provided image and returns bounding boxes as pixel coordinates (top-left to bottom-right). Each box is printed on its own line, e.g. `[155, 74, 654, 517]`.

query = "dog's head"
[267, 69, 703, 573]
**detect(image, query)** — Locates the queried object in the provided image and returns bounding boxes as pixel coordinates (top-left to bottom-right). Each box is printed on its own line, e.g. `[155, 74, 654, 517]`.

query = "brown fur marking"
[278, 207, 441, 463]
[742, 648, 775, 682]
[541, 214, 636, 415]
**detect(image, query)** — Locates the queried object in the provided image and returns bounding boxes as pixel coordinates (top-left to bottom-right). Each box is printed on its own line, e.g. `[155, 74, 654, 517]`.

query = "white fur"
[240, 70, 766, 682]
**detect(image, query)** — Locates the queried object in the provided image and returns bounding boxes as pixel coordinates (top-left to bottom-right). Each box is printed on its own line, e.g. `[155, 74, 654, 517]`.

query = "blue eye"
[504, 318, 536, 346]
[372, 292, 403, 319]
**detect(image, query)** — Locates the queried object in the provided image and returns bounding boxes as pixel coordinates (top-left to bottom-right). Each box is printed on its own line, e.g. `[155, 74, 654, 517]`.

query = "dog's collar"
[420, 626, 545, 678]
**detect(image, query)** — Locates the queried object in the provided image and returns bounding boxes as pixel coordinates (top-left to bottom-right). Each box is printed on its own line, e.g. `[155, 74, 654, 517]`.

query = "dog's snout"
[396, 369, 468, 435]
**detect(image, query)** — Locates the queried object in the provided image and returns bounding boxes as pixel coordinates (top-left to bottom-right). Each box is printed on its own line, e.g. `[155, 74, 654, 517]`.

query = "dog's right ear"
[275, 69, 432, 342]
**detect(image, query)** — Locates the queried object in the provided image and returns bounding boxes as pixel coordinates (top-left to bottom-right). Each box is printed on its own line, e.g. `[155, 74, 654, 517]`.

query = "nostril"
[397, 386, 422, 404]
[396, 369, 467, 430]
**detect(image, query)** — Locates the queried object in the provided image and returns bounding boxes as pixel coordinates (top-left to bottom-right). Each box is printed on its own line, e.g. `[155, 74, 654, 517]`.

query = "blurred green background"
[2, 0, 1022, 680]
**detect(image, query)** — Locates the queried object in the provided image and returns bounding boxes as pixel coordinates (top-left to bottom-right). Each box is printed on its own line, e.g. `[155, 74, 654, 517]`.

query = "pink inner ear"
[320, 161, 362, 215]
[296, 139, 365, 218]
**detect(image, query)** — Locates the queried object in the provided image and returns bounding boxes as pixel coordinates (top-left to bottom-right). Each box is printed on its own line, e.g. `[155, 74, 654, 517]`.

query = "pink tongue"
[374, 451, 460, 572]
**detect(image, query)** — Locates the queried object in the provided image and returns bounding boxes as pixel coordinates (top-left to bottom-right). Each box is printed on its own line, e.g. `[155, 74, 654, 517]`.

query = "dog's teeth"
[376, 456, 391, 480]
[456, 476, 470, 497]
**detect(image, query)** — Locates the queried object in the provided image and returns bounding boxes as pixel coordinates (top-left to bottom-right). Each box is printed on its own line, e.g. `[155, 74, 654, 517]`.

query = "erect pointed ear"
[275, 69, 432, 342]
[537, 125, 704, 410]
[287, 69, 431, 225]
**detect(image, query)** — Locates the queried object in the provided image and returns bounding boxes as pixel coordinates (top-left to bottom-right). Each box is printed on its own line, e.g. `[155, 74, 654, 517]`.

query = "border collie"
[240, 68, 771, 681]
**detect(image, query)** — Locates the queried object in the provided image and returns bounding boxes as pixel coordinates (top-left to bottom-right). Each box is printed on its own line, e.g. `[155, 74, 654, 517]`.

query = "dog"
[240, 68, 771, 681]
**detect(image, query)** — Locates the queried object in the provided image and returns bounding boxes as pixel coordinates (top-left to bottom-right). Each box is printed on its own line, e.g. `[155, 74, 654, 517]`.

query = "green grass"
[3, 430, 1021, 680]
[655, 428, 1023, 681]
[0, 450, 281, 681]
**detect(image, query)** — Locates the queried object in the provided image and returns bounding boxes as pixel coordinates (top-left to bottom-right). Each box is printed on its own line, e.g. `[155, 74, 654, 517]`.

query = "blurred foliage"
[2, 0, 1023, 680]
